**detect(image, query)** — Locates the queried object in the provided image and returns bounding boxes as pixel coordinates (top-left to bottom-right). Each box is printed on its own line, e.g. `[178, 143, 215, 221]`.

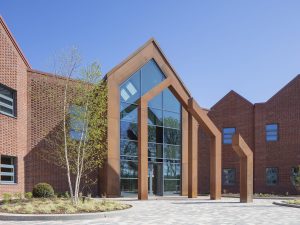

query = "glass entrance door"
[148, 162, 163, 196]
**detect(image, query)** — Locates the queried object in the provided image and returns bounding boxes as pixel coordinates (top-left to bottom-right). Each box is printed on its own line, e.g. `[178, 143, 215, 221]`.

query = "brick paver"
[1, 197, 300, 225]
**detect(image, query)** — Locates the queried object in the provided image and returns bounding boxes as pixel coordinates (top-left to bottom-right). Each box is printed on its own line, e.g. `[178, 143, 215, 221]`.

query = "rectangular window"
[266, 167, 278, 185]
[222, 127, 236, 144]
[223, 168, 236, 185]
[0, 84, 16, 117]
[266, 124, 278, 142]
[0, 156, 17, 184]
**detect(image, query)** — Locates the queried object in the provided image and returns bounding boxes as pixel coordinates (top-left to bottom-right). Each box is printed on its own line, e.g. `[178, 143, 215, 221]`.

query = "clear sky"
[1, 0, 300, 108]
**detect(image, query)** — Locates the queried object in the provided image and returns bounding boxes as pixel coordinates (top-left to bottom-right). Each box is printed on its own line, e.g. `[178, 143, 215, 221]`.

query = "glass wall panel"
[120, 179, 138, 192]
[141, 60, 165, 95]
[120, 121, 138, 140]
[148, 125, 163, 143]
[163, 111, 181, 129]
[148, 143, 163, 159]
[148, 93, 163, 109]
[148, 108, 163, 126]
[120, 103, 138, 123]
[164, 128, 181, 145]
[120, 71, 141, 104]
[164, 145, 181, 159]
[164, 162, 181, 179]
[120, 161, 138, 178]
[120, 140, 138, 157]
[163, 89, 180, 113]
[164, 180, 180, 192]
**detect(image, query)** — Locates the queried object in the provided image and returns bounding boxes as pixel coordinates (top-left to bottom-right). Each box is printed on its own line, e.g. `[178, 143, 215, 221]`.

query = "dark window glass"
[163, 111, 181, 129]
[164, 145, 181, 159]
[120, 161, 138, 178]
[141, 59, 165, 95]
[120, 179, 138, 192]
[120, 102, 138, 123]
[120, 71, 141, 104]
[148, 143, 163, 159]
[223, 168, 236, 185]
[164, 179, 180, 192]
[120, 140, 138, 157]
[120, 121, 138, 140]
[148, 125, 163, 143]
[0, 84, 16, 117]
[148, 92, 163, 109]
[266, 124, 278, 142]
[163, 89, 180, 113]
[148, 108, 163, 126]
[164, 162, 181, 179]
[266, 167, 278, 185]
[164, 128, 181, 145]
[0, 156, 16, 183]
[223, 128, 236, 144]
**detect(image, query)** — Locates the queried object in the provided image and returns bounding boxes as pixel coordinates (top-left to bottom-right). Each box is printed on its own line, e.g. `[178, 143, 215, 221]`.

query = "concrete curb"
[0, 206, 133, 221]
[273, 201, 300, 208]
[222, 195, 297, 200]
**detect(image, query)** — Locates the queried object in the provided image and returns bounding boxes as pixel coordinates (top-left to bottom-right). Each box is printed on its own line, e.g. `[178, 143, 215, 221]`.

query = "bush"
[32, 183, 54, 198]
[2, 193, 12, 204]
[25, 192, 33, 199]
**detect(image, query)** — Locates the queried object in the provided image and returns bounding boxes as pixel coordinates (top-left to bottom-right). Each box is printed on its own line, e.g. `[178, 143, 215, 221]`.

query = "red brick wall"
[254, 76, 300, 194]
[0, 20, 29, 195]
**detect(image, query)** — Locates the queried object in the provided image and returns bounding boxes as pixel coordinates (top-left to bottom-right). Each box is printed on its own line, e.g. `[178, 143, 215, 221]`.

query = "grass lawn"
[0, 198, 131, 214]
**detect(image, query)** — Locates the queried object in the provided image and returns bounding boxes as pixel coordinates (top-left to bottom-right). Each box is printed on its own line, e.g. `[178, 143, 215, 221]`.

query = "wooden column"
[188, 113, 198, 198]
[210, 134, 222, 200]
[232, 134, 253, 203]
[138, 99, 148, 200]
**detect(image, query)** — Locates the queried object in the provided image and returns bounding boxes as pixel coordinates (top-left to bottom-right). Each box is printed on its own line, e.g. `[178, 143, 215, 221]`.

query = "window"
[222, 128, 236, 144]
[266, 167, 278, 185]
[0, 84, 16, 117]
[0, 156, 17, 184]
[223, 168, 236, 185]
[266, 124, 278, 142]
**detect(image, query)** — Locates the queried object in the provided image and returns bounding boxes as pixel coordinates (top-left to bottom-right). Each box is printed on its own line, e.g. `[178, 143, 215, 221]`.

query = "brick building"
[0, 16, 299, 197]
[199, 76, 300, 195]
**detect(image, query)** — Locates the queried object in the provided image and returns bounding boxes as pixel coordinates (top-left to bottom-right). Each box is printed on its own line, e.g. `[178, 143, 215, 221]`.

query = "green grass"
[285, 200, 300, 205]
[0, 198, 131, 214]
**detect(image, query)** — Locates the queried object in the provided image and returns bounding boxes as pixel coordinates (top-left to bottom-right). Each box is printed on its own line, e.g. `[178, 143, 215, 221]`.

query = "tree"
[40, 48, 107, 205]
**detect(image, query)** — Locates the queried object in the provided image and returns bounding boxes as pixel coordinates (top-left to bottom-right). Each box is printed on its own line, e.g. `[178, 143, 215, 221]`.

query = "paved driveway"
[2, 197, 300, 225]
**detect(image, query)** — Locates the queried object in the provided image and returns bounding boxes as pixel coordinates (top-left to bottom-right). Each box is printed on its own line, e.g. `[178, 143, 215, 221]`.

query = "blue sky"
[1, 1, 300, 108]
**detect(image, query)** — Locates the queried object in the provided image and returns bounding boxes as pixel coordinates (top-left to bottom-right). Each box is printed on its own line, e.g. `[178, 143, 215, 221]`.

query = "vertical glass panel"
[120, 140, 138, 157]
[148, 143, 163, 159]
[222, 168, 236, 185]
[266, 168, 278, 185]
[163, 89, 180, 113]
[148, 125, 163, 143]
[120, 71, 141, 103]
[120, 121, 138, 140]
[148, 92, 163, 109]
[163, 111, 181, 129]
[120, 161, 138, 178]
[164, 180, 180, 192]
[148, 108, 163, 126]
[164, 145, 181, 159]
[120, 179, 138, 192]
[164, 162, 181, 179]
[164, 128, 181, 145]
[120, 102, 138, 123]
[141, 59, 165, 95]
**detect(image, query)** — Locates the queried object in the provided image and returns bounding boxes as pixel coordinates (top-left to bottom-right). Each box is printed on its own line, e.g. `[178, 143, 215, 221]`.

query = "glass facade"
[222, 127, 236, 144]
[120, 59, 182, 195]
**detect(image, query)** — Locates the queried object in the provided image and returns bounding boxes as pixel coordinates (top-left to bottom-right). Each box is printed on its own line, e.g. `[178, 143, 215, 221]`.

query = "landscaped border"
[0, 206, 133, 221]
[273, 201, 300, 209]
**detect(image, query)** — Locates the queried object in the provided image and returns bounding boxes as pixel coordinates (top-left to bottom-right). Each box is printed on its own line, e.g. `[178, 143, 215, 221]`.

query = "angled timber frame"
[232, 134, 253, 203]
[104, 38, 221, 200]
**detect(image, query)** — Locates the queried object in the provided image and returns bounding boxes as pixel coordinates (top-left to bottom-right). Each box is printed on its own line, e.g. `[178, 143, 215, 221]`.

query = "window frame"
[0, 155, 17, 184]
[222, 127, 236, 145]
[0, 83, 17, 118]
[265, 123, 279, 142]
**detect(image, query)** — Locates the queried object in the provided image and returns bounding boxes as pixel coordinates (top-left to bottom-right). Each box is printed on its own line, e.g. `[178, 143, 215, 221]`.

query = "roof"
[0, 15, 31, 68]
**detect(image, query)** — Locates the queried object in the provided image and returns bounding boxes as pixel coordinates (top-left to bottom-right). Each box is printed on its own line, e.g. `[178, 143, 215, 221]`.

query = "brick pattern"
[0, 22, 28, 195]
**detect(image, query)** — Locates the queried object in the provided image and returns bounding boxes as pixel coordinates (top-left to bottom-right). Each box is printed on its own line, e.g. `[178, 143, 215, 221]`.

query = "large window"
[222, 127, 236, 144]
[0, 84, 16, 117]
[222, 168, 236, 185]
[265, 124, 278, 142]
[119, 59, 182, 194]
[0, 156, 17, 184]
[266, 167, 278, 185]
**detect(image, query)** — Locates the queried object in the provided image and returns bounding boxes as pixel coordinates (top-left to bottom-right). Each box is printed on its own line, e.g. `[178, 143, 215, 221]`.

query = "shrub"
[25, 192, 33, 199]
[32, 183, 54, 198]
[2, 193, 12, 204]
